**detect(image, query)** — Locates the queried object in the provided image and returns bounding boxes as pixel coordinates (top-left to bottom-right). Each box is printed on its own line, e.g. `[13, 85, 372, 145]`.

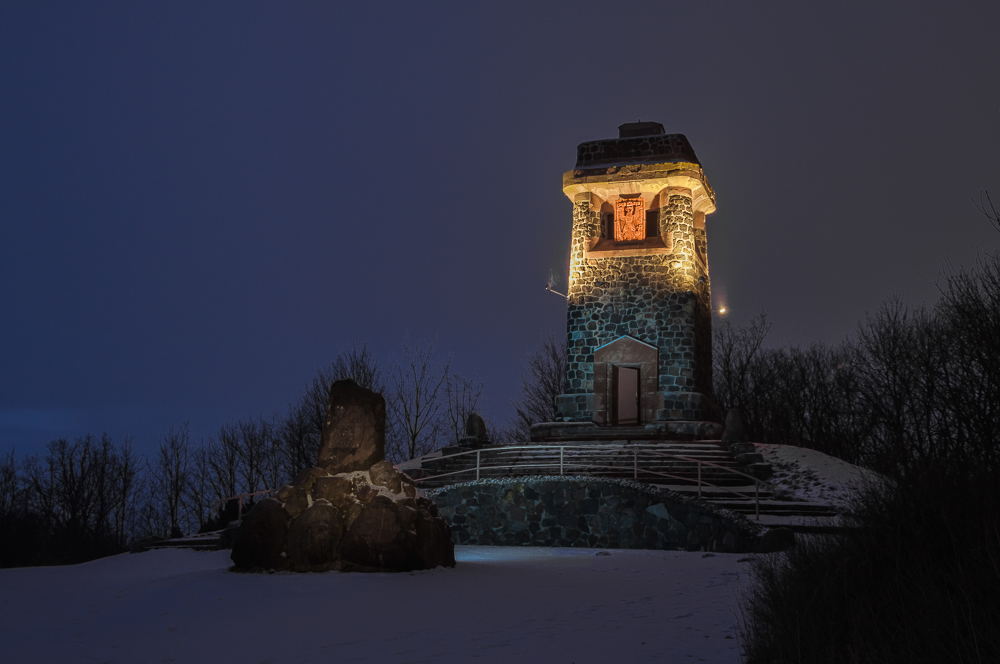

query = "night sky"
[3, 2, 999, 456]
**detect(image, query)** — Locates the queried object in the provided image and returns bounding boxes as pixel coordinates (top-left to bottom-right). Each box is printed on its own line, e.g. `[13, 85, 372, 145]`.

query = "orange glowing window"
[614, 198, 645, 241]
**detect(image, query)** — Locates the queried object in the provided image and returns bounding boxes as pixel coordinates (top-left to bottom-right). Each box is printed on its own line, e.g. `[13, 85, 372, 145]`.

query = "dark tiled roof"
[576, 133, 700, 168]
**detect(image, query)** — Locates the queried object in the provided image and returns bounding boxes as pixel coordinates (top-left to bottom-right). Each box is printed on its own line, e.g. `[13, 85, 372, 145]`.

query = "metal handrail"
[211, 488, 273, 524]
[404, 443, 774, 520]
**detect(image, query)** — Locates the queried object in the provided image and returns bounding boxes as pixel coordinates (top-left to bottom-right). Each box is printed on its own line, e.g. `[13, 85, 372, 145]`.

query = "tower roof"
[563, 122, 714, 214]
[575, 125, 700, 169]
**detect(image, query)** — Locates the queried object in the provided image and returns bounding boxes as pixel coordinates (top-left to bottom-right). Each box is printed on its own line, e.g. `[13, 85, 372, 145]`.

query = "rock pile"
[231, 380, 455, 572]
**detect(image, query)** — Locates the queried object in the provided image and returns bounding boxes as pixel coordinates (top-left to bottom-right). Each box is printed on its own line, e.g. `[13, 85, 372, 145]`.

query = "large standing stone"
[721, 408, 748, 444]
[286, 502, 345, 570]
[465, 412, 488, 441]
[317, 380, 386, 474]
[339, 495, 422, 571]
[231, 498, 288, 569]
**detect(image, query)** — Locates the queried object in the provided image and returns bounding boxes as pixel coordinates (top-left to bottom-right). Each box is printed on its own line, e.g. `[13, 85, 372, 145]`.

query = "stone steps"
[405, 440, 768, 490]
[134, 530, 226, 552]
[402, 436, 845, 530]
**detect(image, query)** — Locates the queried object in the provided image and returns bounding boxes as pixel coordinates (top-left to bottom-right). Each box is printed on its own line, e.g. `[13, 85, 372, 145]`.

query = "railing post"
[697, 462, 702, 500]
[633, 448, 638, 479]
[476, 449, 480, 481]
[560, 447, 564, 476]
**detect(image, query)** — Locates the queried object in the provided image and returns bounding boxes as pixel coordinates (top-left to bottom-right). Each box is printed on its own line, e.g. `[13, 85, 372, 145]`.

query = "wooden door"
[614, 366, 639, 425]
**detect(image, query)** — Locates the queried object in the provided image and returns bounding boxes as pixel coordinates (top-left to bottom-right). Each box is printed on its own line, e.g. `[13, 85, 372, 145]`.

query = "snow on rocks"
[231, 380, 455, 573]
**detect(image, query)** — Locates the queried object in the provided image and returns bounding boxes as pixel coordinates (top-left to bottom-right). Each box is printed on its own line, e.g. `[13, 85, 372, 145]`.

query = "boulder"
[216, 522, 240, 550]
[316, 380, 386, 474]
[286, 502, 345, 570]
[369, 460, 403, 493]
[356, 482, 379, 503]
[282, 487, 310, 520]
[339, 496, 422, 571]
[229, 381, 454, 574]
[343, 499, 364, 530]
[414, 508, 456, 569]
[416, 496, 439, 517]
[290, 467, 328, 492]
[274, 484, 295, 502]
[313, 475, 355, 509]
[231, 498, 288, 569]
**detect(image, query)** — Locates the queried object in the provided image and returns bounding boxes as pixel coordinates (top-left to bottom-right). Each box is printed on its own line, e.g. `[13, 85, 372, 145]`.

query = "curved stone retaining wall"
[428, 476, 762, 553]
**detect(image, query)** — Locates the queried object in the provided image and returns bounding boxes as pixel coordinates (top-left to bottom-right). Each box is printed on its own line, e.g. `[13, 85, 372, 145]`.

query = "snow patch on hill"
[757, 443, 881, 509]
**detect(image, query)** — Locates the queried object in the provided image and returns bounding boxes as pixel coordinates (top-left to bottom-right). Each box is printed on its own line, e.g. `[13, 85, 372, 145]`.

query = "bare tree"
[206, 422, 241, 505]
[0, 448, 19, 523]
[713, 311, 772, 413]
[387, 340, 450, 462]
[149, 424, 191, 538]
[16, 434, 142, 560]
[184, 444, 210, 533]
[976, 190, 999, 234]
[109, 435, 142, 549]
[509, 333, 567, 442]
[443, 372, 485, 445]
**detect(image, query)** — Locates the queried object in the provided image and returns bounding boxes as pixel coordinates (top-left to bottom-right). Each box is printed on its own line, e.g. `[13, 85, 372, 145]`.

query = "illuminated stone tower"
[553, 122, 717, 427]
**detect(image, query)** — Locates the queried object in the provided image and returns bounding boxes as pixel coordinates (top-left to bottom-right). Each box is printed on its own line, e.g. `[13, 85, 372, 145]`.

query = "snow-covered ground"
[1, 546, 751, 663]
[0, 444, 878, 663]
[756, 443, 881, 509]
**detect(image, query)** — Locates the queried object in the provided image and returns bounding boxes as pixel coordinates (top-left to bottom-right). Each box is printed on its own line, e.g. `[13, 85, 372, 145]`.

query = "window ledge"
[584, 234, 673, 259]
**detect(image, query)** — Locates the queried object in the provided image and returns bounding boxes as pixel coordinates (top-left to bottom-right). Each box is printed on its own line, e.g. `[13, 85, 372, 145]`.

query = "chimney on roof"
[618, 121, 665, 138]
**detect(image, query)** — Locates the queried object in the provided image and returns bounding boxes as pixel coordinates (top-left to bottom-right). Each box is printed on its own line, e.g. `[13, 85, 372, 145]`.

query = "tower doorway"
[614, 366, 639, 425]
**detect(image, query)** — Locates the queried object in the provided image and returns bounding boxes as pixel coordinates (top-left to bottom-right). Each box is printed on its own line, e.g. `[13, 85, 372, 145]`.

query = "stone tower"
[553, 122, 717, 428]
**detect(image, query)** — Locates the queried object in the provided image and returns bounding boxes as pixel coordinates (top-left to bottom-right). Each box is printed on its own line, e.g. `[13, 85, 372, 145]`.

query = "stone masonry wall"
[563, 189, 713, 420]
[429, 476, 760, 553]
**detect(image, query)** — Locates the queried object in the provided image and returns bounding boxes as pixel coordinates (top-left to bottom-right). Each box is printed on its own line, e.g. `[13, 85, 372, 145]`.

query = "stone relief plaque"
[614, 198, 645, 241]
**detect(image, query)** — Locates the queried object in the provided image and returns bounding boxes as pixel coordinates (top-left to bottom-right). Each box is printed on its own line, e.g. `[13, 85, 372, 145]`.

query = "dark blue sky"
[3, 1, 999, 456]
